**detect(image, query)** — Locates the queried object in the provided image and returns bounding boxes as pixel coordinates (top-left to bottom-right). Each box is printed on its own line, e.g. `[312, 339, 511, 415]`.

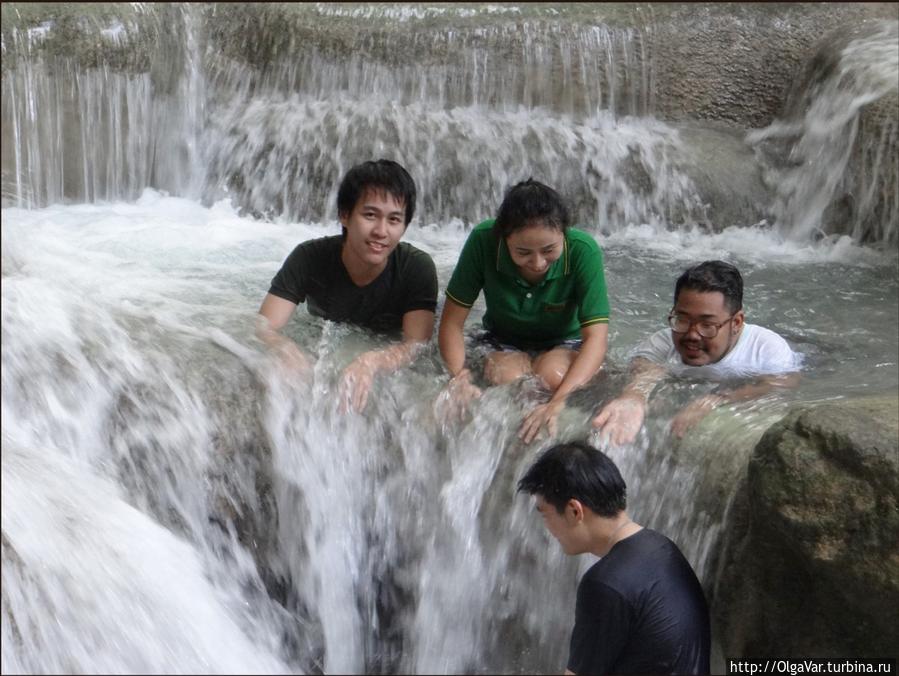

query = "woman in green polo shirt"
[438, 179, 610, 443]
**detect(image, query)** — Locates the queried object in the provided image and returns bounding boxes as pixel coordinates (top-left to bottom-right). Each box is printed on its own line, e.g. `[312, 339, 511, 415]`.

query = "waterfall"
[2, 4, 898, 674]
[3, 4, 896, 243]
[747, 20, 899, 246]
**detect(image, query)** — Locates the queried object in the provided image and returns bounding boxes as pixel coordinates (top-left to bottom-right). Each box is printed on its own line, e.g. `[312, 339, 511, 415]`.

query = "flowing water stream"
[2, 4, 897, 674]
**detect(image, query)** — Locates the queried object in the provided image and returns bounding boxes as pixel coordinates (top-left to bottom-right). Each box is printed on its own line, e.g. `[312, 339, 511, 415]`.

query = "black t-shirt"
[268, 235, 438, 334]
[568, 528, 710, 676]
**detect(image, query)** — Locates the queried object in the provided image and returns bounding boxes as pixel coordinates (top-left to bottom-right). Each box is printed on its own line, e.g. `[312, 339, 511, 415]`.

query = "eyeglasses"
[667, 312, 736, 338]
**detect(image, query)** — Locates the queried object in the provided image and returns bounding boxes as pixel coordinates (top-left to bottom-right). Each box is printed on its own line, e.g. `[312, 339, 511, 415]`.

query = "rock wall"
[644, 2, 898, 128]
[713, 395, 899, 657]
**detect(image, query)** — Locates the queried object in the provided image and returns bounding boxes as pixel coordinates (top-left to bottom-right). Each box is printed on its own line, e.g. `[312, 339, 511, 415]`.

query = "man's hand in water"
[591, 395, 646, 446]
[670, 394, 726, 438]
[339, 352, 379, 413]
[436, 369, 482, 423]
[273, 339, 313, 375]
[256, 313, 313, 375]
[519, 399, 565, 444]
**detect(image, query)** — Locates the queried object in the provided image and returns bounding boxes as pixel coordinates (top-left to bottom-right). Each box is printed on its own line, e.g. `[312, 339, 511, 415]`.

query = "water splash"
[2, 195, 897, 672]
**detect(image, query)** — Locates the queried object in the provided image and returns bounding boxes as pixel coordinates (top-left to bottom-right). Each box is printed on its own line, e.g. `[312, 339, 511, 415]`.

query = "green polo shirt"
[445, 219, 610, 350]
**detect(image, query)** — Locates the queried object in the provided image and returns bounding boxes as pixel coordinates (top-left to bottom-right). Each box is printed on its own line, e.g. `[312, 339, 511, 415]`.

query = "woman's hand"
[518, 398, 565, 444]
[436, 369, 482, 423]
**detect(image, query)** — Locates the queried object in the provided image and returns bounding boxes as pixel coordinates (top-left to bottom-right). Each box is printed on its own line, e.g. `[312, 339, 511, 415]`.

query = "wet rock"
[645, 3, 898, 128]
[713, 395, 899, 657]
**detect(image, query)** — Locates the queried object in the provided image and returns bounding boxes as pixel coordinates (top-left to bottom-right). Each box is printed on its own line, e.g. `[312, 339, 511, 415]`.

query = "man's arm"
[591, 357, 667, 445]
[339, 309, 435, 412]
[670, 371, 800, 437]
[518, 322, 609, 444]
[257, 293, 311, 372]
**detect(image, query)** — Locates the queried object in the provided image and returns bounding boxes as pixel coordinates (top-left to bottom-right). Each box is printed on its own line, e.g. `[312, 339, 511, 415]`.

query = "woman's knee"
[534, 350, 576, 391]
[484, 351, 532, 385]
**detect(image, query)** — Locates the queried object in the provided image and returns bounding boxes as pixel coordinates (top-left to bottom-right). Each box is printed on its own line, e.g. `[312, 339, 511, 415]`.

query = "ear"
[565, 499, 585, 524]
[338, 211, 349, 228]
[732, 309, 745, 331]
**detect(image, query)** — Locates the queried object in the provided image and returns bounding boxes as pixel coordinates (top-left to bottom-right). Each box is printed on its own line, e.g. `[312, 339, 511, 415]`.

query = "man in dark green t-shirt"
[438, 179, 610, 443]
[258, 159, 438, 412]
[518, 442, 710, 675]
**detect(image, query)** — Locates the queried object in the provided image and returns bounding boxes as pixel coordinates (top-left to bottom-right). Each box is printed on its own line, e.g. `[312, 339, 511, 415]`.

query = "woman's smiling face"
[505, 221, 565, 284]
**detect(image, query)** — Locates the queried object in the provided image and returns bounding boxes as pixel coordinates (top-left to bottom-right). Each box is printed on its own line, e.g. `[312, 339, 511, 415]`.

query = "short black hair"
[493, 178, 570, 239]
[336, 159, 417, 226]
[674, 260, 743, 314]
[517, 441, 627, 517]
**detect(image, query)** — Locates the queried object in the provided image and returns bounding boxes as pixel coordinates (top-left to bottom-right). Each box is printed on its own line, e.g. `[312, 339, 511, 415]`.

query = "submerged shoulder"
[741, 323, 795, 354]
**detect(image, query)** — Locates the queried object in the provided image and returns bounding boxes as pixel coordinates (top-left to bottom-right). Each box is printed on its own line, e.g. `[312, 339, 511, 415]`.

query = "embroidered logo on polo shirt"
[542, 301, 570, 313]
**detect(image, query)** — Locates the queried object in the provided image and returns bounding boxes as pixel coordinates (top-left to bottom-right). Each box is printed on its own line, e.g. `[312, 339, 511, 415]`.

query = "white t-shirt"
[629, 323, 801, 379]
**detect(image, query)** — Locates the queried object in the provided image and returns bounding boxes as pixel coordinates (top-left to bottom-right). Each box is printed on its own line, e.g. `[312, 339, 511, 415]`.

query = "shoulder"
[473, 218, 496, 233]
[466, 219, 498, 245]
[456, 219, 498, 265]
[566, 227, 601, 251]
[629, 329, 674, 363]
[742, 323, 790, 347]
[394, 242, 437, 275]
[566, 228, 604, 269]
[579, 562, 633, 604]
[566, 228, 602, 257]
[599, 529, 684, 587]
[289, 234, 341, 258]
[738, 324, 800, 368]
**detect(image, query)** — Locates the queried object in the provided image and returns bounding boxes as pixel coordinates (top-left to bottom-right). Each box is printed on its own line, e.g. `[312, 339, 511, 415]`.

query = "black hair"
[493, 178, 570, 238]
[336, 159, 417, 226]
[517, 441, 627, 517]
[674, 260, 744, 314]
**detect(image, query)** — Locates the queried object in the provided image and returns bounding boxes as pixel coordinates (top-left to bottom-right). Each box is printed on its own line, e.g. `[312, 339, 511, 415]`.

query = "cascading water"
[2, 4, 897, 675]
[748, 19, 899, 246]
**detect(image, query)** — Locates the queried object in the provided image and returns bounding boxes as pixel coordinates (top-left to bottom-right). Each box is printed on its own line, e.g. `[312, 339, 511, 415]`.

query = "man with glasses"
[592, 260, 800, 444]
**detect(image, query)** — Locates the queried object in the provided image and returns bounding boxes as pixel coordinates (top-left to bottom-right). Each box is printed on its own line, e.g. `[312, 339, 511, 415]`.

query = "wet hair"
[517, 441, 627, 517]
[674, 260, 744, 314]
[336, 159, 417, 226]
[493, 178, 570, 239]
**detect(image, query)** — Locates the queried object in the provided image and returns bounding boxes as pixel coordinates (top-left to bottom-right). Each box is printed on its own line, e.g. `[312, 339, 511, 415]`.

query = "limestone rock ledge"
[713, 395, 899, 658]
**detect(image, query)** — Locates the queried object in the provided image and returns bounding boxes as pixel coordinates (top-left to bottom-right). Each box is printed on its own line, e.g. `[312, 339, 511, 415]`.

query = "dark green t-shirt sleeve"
[400, 247, 439, 314]
[568, 579, 632, 675]
[572, 236, 610, 327]
[445, 224, 489, 307]
[268, 241, 314, 305]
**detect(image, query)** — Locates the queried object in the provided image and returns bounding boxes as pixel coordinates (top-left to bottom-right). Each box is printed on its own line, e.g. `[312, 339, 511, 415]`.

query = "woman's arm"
[436, 298, 482, 418]
[548, 323, 608, 404]
[438, 299, 472, 377]
[518, 323, 609, 443]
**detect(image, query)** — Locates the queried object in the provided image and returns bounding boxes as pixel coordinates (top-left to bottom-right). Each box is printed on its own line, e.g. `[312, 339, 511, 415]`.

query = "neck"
[595, 513, 639, 557]
[516, 265, 548, 286]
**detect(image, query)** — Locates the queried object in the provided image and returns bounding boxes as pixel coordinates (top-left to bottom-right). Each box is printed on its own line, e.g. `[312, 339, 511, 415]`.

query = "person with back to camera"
[592, 260, 801, 444]
[518, 440, 711, 675]
[438, 179, 610, 444]
[257, 159, 438, 412]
